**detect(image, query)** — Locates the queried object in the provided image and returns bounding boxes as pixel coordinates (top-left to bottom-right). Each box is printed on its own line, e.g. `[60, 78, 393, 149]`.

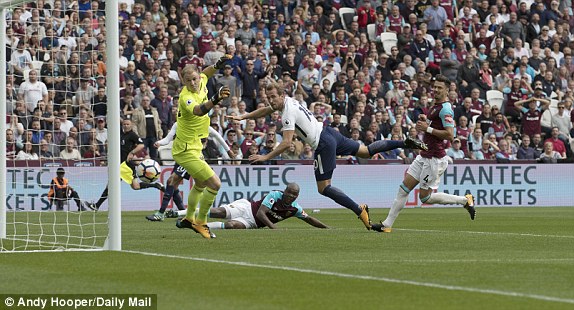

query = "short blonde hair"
[182, 64, 200, 78]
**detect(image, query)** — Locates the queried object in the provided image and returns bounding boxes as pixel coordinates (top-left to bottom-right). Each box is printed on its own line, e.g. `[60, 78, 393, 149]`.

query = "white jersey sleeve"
[208, 126, 230, 152]
[280, 96, 323, 149]
[156, 122, 177, 146]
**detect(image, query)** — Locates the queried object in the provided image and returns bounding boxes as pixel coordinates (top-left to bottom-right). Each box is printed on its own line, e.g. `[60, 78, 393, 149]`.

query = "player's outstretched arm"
[302, 216, 329, 229]
[155, 123, 178, 147]
[226, 106, 274, 122]
[255, 207, 279, 229]
[249, 130, 294, 163]
[208, 126, 230, 152]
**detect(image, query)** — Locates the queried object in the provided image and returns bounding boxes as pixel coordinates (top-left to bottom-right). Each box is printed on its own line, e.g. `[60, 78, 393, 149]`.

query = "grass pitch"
[1, 207, 574, 310]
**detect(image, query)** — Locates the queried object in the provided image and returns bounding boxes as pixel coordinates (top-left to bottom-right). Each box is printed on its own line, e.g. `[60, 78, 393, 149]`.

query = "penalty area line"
[125, 250, 574, 305]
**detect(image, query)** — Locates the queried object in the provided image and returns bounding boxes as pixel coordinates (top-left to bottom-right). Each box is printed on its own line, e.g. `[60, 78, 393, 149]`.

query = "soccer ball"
[136, 159, 161, 183]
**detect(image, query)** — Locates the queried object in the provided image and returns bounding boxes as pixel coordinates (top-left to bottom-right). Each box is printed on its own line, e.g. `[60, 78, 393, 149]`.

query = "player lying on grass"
[86, 119, 164, 211]
[227, 82, 427, 230]
[146, 122, 235, 221]
[371, 74, 476, 233]
[174, 183, 329, 230]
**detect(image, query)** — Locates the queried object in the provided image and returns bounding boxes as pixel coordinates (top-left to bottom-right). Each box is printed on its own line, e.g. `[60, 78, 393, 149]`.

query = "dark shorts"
[314, 126, 360, 181]
[173, 163, 191, 180]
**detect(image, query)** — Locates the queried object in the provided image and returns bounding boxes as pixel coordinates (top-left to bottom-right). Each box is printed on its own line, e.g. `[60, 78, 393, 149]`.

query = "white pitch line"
[125, 250, 574, 305]
[397, 228, 574, 239]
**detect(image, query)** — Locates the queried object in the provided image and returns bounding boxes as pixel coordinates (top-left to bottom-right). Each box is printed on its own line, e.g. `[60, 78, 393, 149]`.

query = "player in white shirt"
[146, 122, 235, 221]
[228, 83, 428, 229]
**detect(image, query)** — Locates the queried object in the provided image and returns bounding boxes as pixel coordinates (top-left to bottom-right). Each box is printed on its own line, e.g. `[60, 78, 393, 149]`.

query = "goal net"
[1, 0, 121, 252]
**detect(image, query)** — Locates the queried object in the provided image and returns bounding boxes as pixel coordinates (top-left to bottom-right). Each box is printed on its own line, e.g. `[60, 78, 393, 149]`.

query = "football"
[136, 159, 161, 183]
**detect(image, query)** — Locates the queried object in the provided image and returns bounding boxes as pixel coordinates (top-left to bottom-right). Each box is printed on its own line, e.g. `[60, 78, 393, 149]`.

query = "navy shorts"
[314, 126, 360, 181]
[172, 163, 191, 180]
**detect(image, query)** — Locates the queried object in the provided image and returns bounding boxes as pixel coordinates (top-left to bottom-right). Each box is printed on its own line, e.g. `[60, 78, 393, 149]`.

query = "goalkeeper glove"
[214, 54, 232, 70]
[210, 86, 231, 105]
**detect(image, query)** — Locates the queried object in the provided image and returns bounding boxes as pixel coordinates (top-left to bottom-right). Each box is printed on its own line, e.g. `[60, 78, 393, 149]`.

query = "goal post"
[0, 0, 121, 251]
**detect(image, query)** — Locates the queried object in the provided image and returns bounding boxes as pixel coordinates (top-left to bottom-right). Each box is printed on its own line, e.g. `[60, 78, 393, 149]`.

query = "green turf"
[1, 207, 574, 310]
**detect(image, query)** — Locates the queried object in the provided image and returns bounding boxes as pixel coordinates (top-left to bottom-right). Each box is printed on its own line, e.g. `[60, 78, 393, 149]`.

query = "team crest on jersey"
[445, 114, 454, 125]
[186, 99, 193, 106]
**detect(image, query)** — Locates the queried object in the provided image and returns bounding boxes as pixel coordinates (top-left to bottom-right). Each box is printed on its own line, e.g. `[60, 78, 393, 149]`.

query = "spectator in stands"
[43, 131, 60, 158]
[551, 102, 572, 142]
[544, 127, 567, 158]
[150, 85, 172, 137]
[495, 139, 515, 161]
[515, 88, 551, 138]
[39, 139, 54, 159]
[539, 141, 564, 161]
[18, 69, 48, 114]
[447, 138, 466, 160]
[131, 96, 162, 161]
[6, 128, 22, 159]
[60, 136, 82, 160]
[517, 135, 539, 159]
[16, 141, 38, 160]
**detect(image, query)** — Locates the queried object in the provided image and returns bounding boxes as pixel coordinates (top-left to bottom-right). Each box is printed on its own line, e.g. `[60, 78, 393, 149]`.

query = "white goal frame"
[0, 0, 121, 251]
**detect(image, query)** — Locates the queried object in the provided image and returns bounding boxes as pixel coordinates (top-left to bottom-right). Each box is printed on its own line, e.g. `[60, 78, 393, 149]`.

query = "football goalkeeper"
[145, 122, 235, 221]
[172, 55, 232, 239]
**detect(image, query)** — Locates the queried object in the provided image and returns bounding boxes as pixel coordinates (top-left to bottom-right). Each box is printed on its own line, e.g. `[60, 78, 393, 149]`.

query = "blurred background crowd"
[5, 0, 574, 164]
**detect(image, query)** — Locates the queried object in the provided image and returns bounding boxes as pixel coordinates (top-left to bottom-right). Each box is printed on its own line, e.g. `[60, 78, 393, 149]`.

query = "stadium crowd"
[5, 0, 574, 164]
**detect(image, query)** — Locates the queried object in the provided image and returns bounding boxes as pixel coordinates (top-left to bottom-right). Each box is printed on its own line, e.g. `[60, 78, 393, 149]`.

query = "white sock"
[382, 186, 410, 228]
[424, 192, 467, 205]
[177, 209, 187, 216]
[207, 222, 225, 230]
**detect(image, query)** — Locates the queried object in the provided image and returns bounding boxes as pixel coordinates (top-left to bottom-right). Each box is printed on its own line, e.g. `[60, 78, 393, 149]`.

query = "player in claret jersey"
[372, 75, 476, 233]
[228, 82, 427, 230]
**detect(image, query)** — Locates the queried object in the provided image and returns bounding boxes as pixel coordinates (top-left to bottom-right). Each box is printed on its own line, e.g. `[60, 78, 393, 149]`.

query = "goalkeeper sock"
[422, 192, 468, 205]
[382, 185, 410, 228]
[367, 140, 404, 156]
[95, 186, 108, 209]
[172, 189, 185, 210]
[159, 184, 176, 213]
[185, 185, 205, 221]
[207, 222, 225, 230]
[321, 185, 361, 216]
[195, 188, 218, 225]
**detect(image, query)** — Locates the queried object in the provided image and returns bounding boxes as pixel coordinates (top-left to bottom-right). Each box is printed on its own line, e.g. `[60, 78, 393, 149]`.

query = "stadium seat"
[486, 90, 504, 111]
[367, 24, 377, 41]
[158, 141, 175, 166]
[471, 114, 479, 128]
[339, 8, 355, 31]
[380, 32, 398, 54]
[23, 68, 31, 81]
[31, 60, 43, 71]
